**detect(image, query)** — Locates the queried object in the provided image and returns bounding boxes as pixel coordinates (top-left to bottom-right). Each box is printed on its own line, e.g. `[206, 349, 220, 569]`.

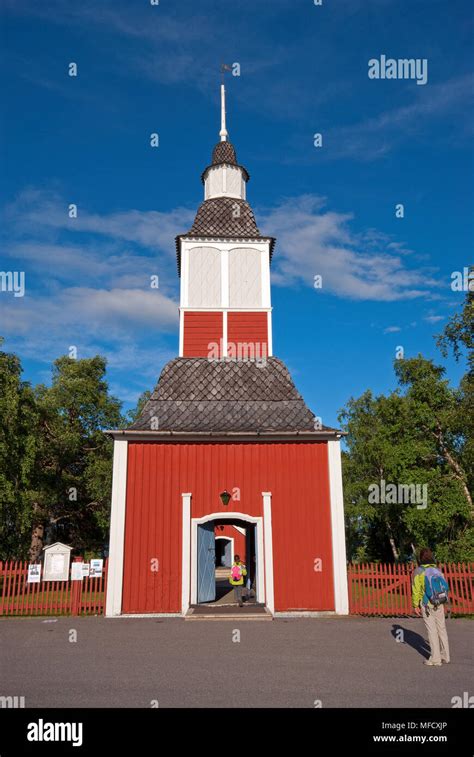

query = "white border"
[222, 310, 228, 358]
[262, 492, 275, 615]
[215, 535, 234, 566]
[261, 246, 271, 308]
[179, 308, 184, 357]
[328, 440, 349, 614]
[267, 310, 273, 357]
[105, 440, 128, 617]
[189, 511, 266, 609]
[181, 493, 192, 615]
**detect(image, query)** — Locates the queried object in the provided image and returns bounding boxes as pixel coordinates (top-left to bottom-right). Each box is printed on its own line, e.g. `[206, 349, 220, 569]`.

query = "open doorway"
[215, 536, 233, 567]
[196, 517, 259, 607]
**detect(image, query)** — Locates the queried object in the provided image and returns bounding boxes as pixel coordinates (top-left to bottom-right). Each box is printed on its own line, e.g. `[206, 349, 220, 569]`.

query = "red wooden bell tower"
[105, 83, 349, 619]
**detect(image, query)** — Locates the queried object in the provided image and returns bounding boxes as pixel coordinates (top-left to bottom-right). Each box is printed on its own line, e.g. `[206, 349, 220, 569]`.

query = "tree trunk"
[443, 448, 473, 515]
[379, 465, 400, 561]
[388, 534, 400, 561]
[385, 516, 400, 560]
[433, 424, 473, 518]
[29, 523, 44, 562]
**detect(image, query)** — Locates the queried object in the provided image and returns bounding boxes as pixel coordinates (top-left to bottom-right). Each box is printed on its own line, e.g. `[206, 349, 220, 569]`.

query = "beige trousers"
[421, 604, 450, 663]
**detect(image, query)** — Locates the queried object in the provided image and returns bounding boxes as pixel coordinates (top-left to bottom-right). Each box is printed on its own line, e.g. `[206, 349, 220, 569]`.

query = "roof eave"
[201, 163, 250, 184]
[105, 428, 345, 441]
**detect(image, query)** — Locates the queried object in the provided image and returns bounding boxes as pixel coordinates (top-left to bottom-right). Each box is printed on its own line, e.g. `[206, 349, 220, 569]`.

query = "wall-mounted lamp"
[219, 490, 231, 506]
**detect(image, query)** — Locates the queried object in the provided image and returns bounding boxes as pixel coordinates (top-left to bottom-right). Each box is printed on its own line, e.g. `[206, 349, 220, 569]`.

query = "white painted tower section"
[178, 86, 274, 358]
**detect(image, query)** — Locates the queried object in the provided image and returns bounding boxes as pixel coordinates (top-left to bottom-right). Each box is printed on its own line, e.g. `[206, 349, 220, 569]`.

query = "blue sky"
[1, 0, 473, 427]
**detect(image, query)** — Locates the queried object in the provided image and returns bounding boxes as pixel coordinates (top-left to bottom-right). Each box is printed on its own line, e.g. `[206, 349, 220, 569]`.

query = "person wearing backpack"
[412, 548, 450, 666]
[229, 555, 247, 607]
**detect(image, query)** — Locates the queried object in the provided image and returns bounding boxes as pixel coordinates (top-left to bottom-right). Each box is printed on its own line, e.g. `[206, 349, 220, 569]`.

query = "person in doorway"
[229, 555, 247, 607]
[412, 547, 450, 666]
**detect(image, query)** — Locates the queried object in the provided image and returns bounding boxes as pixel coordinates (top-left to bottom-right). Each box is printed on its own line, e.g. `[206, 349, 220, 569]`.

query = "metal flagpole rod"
[220, 64, 232, 142]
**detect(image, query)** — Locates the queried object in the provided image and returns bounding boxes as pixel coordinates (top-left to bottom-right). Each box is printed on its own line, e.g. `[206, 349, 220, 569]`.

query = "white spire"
[219, 83, 228, 142]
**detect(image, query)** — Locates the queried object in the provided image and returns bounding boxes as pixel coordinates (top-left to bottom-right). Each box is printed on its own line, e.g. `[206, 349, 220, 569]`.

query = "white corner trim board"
[181, 493, 192, 615]
[262, 492, 275, 615]
[105, 440, 128, 617]
[328, 440, 349, 615]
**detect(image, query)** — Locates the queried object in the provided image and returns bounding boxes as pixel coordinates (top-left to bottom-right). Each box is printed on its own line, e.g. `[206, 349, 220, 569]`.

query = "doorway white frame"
[189, 512, 266, 609]
[215, 535, 234, 566]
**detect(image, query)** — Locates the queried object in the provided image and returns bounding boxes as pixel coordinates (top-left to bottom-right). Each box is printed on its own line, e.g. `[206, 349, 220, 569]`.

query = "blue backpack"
[423, 566, 449, 607]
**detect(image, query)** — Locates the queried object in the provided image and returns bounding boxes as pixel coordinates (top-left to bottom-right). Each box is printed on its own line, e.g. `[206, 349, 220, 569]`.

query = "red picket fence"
[0, 559, 108, 617]
[348, 562, 474, 616]
[2, 559, 473, 618]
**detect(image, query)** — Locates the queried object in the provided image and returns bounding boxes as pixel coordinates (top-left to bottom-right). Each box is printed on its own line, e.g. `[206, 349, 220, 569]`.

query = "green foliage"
[34, 355, 123, 553]
[436, 271, 473, 368]
[127, 390, 151, 424]
[340, 287, 473, 563]
[0, 342, 124, 559]
[0, 339, 40, 559]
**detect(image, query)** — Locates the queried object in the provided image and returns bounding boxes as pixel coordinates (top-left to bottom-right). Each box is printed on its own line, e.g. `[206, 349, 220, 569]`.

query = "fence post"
[71, 557, 83, 616]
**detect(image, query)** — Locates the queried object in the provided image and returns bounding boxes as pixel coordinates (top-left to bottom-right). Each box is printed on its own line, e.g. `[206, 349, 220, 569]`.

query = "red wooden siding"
[183, 311, 223, 357]
[227, 312, 268, 358]
[121, 441, 334, 613]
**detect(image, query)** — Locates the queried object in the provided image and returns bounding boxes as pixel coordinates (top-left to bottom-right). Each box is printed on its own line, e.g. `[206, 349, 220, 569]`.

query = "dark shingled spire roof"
[175, 196, 276, 274]
[212, 141, 238, 166]
[201, 141, 249, 184]
[189, 197, 260, 236]
[127, 357, 338, 435]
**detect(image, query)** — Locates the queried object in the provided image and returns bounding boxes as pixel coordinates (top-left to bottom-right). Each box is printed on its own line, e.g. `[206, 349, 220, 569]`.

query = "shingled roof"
[189, 197, 259, 236]
[126, 357, 338, 435]
[212, 141, 238, 166]
[175, 197, 276, 275]
[200, 140, 250, 184]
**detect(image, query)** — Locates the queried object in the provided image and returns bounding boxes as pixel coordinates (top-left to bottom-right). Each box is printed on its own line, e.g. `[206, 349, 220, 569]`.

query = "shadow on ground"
[392, 623, 430, 660]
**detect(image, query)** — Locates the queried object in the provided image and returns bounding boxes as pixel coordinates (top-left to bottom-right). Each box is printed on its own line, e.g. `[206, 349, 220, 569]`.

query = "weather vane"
[221, 63, 232, 83]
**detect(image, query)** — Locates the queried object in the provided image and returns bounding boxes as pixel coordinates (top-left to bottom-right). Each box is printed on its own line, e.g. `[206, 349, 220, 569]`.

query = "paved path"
[1, 616, 472, 708]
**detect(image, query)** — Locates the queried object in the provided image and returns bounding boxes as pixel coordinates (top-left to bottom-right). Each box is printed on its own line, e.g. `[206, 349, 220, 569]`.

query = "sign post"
[71, 558, 83, 616]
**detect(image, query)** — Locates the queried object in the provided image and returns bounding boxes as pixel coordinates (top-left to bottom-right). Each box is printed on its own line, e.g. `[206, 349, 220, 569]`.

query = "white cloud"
[384, 326, 402, 334]
[0, 187, 443, 406]
[4, 188, 194, 254]
[326, 74, 474, 161]
[0, 287, 177, 339]
[424, 314, 445, 324]
[1, 189, 184, 386]
[259, 195, 438, 301]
